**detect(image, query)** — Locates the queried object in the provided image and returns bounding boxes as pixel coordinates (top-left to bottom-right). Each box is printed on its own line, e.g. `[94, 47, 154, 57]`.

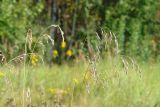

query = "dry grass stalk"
[27, 29, 33, 50]
[0, 50, 6, 64]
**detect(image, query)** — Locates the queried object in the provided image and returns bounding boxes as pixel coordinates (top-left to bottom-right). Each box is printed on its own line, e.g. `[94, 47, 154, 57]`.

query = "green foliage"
[105, 0, 160, 60]
[46, 0, 160, 63]
[0, 0, 160, 63]
[0, 0, 43, 58]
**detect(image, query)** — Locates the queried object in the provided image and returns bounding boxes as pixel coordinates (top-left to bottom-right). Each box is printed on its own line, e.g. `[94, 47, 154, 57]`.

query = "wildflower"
[84, 71, 91, 81]
[30, 53, 38, 66]
[73, 78, 79, 85]
[53, 49, 58, 58]
[66, 49, 73, 57]
[60, 41, 66, 49]
[66, 87, 71, 92]
[48, 88, 68, 96]
[0, 71, 4, 77]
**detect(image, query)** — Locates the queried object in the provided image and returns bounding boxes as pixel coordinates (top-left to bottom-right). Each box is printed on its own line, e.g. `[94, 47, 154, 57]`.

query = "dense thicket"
[0, 0, 160, 62]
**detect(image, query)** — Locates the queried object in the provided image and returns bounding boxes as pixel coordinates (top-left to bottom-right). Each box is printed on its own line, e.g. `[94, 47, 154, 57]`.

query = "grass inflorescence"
[0, 26, 159, 107]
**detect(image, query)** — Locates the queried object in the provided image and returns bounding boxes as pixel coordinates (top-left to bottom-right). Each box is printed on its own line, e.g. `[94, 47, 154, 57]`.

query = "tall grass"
[0, 26, 159, 107]
[0, 59, 160, 106]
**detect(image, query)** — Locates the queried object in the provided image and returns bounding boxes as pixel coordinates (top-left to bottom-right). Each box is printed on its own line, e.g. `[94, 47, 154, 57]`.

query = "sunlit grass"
[0, 59, 160, 107]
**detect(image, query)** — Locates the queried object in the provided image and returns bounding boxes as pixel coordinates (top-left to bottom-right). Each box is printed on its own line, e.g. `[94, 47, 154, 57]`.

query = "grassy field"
[0, 57, 160, 107]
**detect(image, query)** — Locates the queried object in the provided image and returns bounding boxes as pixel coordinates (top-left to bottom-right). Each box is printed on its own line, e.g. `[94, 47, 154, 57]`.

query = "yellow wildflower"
[66, 49, 73, 57]
[66, 87, 71, 92]
[31, 60, 36, 66]
[73, 78, 79, 85]
[84, 71, 91, 81]
[60, 41, 66, 49]
[30, 53, 38, 66]
[49, 88, 68, 95]
[53, 49, 58, 58]
[0, 71, 5, 77]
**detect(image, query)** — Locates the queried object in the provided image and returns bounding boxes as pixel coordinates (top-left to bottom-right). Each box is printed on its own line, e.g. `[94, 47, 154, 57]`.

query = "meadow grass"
[0, 57, 160, 107]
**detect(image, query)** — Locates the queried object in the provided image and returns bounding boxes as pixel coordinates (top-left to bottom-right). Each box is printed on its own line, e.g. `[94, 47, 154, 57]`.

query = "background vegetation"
[0, 0, 160, 107]
[0, 0, 160, 63]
